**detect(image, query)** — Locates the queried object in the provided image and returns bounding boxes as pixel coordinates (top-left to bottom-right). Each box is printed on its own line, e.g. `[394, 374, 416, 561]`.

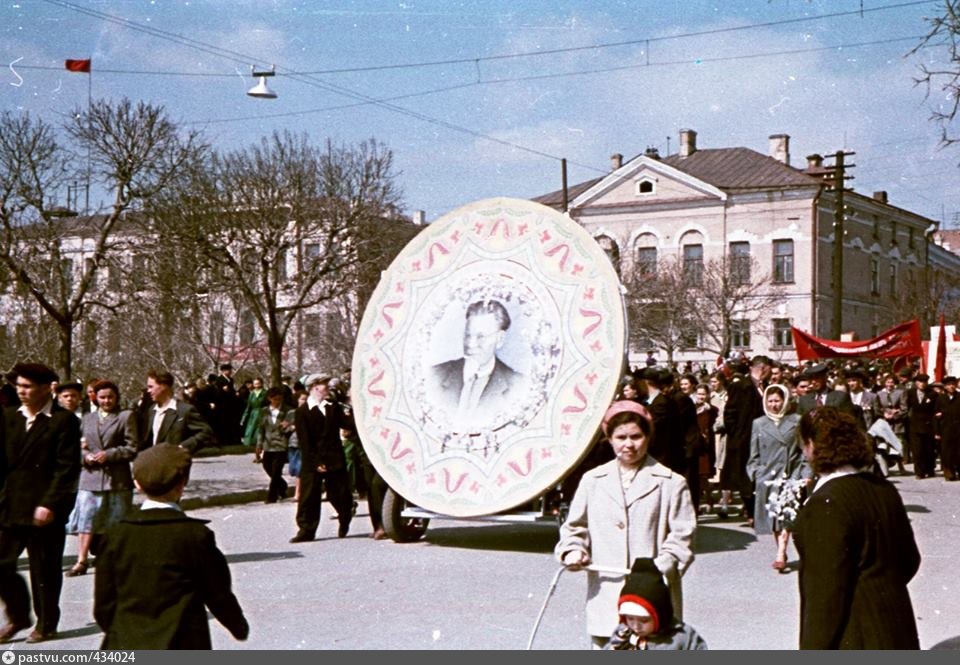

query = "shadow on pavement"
[903, 504, 931, 513]
[225, 551, 305, 564]
[692, 524, 756, 554]
[51, 622, 103, 642]
[929, 635, 960, 650]
[424, 523, 559, 554]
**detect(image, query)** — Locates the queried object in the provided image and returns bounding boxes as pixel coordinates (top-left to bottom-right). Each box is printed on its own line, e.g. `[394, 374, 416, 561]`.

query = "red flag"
[65, 59, 91, 73]
[791, 320, 922, 361]
[935, 313, 947, 382]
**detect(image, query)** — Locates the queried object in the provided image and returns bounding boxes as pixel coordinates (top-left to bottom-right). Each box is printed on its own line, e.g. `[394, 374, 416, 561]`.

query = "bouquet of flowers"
[764, 472, 807, 529]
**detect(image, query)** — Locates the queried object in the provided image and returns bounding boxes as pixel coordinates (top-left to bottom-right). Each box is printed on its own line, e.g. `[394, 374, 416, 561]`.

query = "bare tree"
[148, 131, 405, 385]
[623, 257, 698, 366]
[692, 257, 784, 357]
[0, 100, 205, 379]
[911, 1, 960, 146]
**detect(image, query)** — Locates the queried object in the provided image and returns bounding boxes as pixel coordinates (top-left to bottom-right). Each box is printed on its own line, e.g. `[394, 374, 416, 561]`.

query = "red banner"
[65, 59, 91, 73]
[791, 320, 922, 361]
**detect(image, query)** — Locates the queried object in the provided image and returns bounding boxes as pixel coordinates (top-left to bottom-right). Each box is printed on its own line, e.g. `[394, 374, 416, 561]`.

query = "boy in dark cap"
[606, 558, 707, 650]
[93, 444, 249, 649]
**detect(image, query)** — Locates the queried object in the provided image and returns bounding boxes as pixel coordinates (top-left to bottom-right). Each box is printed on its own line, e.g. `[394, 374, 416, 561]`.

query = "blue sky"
[4, 0, 960, 225]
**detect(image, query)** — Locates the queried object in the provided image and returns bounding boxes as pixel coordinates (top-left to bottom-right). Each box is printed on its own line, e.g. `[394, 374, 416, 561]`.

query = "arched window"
[634, 233, 658, 276]
[636, 178, 655, 195]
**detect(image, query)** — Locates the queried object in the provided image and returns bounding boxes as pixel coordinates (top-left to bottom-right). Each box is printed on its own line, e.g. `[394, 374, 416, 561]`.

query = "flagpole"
[86, 63, 91, 215]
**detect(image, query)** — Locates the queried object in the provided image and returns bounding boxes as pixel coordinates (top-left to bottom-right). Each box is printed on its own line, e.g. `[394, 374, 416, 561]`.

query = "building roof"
[533, 146, 821, 208]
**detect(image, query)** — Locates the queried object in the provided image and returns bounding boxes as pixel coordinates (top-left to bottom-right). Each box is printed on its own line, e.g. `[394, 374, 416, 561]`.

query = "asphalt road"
[6, 469, 960, 651]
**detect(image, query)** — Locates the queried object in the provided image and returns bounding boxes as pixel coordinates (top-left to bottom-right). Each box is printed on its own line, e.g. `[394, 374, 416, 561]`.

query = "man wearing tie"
[428, 299, 526, 428]
[289, 374, 352, 543]
[906, 373, 938, 479]
[796, 363, 854, 416]
[137, 370, 212, 454]
[0, 363, 81, 644]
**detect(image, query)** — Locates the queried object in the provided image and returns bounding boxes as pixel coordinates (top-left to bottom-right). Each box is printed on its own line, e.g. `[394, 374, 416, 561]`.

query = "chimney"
[873, 191, 888, 204]
[610, 153, 623, 171]
[679, 129, 697, 158]
[412, 210, 426, 225]
[806, 153, 823, 169]
[769, 133, 790, 165]
[644, 146, 660, 159]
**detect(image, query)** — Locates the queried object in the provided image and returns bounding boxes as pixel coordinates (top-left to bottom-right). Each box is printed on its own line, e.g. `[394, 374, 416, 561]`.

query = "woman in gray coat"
[746, 384, 806, 573]
[555, 400, 697, 648]
[65, 380, 137, 576]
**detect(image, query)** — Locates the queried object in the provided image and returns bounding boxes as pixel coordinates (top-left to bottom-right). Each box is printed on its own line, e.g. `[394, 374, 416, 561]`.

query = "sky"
[4, 0, 960, 226]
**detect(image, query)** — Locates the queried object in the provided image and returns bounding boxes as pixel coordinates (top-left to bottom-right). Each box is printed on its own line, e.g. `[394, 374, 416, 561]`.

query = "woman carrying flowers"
[746, 384, 809, 572]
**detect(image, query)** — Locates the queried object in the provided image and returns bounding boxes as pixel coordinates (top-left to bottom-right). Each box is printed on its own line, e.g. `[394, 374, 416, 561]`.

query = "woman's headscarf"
[763, 383, 790, 425]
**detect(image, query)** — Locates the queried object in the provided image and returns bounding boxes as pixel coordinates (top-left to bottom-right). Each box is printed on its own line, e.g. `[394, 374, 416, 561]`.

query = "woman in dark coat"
[792, 406, 921, 649]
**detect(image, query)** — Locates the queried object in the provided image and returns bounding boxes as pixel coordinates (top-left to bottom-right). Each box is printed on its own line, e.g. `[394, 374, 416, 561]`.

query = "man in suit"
[0, 362, 81, 644]
[639, 367, 680, 471]
[290, 374, 352, 542]
[212, 363, 241, 446]
[722, 355, 771, 526]
[935, 376, 960, 482]
[428, 299, 526, 426]
[796, 363, 854, 416]
[845, 368, 878, 430]
[138, 370, 213, 454]
[906, 373, 938, 479]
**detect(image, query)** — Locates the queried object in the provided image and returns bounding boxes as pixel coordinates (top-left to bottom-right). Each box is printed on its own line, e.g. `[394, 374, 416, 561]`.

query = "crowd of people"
[0, 351, 943, 650]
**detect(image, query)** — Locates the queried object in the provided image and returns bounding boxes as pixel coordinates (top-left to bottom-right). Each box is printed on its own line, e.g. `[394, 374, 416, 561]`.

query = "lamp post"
[247, 65, 278, 99]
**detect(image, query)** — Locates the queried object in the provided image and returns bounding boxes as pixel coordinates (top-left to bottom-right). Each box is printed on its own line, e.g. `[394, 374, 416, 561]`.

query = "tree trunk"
[57, 319, 73, 381]
[268, 329, 285, 387]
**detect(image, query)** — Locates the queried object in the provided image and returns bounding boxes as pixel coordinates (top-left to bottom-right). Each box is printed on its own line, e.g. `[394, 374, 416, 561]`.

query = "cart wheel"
[382, 487, 429, 542]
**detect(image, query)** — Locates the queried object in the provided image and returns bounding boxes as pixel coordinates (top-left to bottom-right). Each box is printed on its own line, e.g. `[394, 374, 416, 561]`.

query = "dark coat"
[139, 401, 213, 453]
[0, 402, 81, 525]
[720, 378, 764, 490]
[78, 410, 137, 492]
[295, 400, 347, 473]
[793, 473, 920, 649]
[645, 391, 679, 469]
[905, 386, 938, 435]
[94, 507, 248, 649]
[797, 389, 855, 417]
[428, 356, 524, 415]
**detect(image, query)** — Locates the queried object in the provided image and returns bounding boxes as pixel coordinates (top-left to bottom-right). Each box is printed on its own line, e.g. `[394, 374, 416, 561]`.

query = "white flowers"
[764, 472, 807, 524]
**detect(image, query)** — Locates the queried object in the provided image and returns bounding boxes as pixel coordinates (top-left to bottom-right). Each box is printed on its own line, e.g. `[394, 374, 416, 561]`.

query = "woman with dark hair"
[792, 406, 921, 649]
[65, 380, 137, 577]
[615, 376, 643, 403]
[555, 401, 697, 649]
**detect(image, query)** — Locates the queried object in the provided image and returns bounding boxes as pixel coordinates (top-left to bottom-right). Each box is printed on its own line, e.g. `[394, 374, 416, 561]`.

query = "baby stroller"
[867, 419, 904, 477]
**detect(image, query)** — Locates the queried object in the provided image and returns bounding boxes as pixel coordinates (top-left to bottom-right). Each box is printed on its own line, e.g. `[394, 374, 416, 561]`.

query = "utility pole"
[826, 150, 855, 339]
[561, 158, 568, 213]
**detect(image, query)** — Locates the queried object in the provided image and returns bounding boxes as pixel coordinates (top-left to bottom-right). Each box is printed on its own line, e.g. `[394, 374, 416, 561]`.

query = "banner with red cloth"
[791, 320, 922, 361]
[64, 59, 91, 73]
[935, 313, 947, 382]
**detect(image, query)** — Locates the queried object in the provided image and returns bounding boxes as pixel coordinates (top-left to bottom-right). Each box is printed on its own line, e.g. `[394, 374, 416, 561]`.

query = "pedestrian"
[935, 375, 960, 481]
[555, 400, 696, 648]
[289, 374, 353, 542]
[137, 370, 213, 453]
[64, 380, 137, 578]
[256, 387, 295, 503]
[905, 373, 938, 479]
[242, 377, 266, 453]
[94, 443, 249, 649]
[212, 363, 241, 446]
[605, 558, 707, 650]
[745, 384, 805, 573]
[0, 362, 82, 644]
[792, 406, 921, 649]
[287, 390, 307, 502]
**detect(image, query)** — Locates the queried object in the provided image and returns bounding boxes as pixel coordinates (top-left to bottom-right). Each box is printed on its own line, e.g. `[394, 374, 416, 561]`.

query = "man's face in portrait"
[17, 376, 52, 411]
[462, 312, 505, 366]
[57, 388, 82, 412]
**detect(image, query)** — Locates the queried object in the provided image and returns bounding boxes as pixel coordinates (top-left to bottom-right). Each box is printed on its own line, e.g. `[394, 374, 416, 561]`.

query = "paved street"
[5, 453, 959, 650]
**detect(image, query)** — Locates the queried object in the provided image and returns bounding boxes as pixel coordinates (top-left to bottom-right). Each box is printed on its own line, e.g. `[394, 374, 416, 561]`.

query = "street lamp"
[247, 65, 277, 99]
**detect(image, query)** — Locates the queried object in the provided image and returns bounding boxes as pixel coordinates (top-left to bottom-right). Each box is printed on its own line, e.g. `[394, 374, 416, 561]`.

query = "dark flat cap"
[802, 363, 828, 377]
[133, 443, 192, 496]
[6, 362, 59, 385]
[943, 376, 957, 385]
[914, 373, 930, 383]
[55, 381, 84, 394]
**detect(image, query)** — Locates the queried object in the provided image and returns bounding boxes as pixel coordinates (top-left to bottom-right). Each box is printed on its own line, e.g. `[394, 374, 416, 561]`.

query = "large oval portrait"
[352, 198, 624, 517]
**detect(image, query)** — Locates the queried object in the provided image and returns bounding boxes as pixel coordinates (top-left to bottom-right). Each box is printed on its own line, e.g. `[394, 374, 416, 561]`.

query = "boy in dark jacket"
[606, 558, 707, 650]
[94, 444, 249, 649]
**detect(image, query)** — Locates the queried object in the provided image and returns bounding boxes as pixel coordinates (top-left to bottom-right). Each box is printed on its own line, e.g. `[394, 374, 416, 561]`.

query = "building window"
[870, 258, 880, 295]
[889, 263, 898, 296]
[60, 258, 74, 289]
[208, 310, 225, 349]
[239, 308, 256, 346]
[636, 247, 657, 276]
[773, 239, 794, 283]
[84, 258, 96, 289]
[274, 247, 288, 283]
[873, 216, 880, 240]
[731, 319, 751, 348]
[680, 327, 699, 350]
[304, 242, 321, 268]
[682, 244, 703, 286]
[890, 221, 898, 246]
[772, 319, 793, 347]
[729, 241, 751, 285]
[636, 179, 655, 195]
[302, 312, 321, 348]
[908, 226, 915, 249]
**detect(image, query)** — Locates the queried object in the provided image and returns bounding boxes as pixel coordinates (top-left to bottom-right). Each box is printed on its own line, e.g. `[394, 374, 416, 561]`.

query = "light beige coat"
[555, 456, 696, 638]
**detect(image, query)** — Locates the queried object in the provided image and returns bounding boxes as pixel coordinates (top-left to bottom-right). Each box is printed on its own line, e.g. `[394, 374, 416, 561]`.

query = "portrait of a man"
[427, 299, 527, 426]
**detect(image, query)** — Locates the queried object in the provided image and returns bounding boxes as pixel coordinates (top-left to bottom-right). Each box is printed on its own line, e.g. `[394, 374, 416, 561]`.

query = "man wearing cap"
[138, 370, 213, 454]
[290, 373, 352, 542]
[935, 376, 960, 481]
[212, 363, 241, 446]
[906, 373, 938, 479]
[796, 363, 854, 416]
[0, 362, 81, 644]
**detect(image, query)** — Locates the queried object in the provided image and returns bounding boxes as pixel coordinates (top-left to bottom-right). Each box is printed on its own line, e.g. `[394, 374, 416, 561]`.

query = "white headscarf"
[763, 383, 790, 426]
